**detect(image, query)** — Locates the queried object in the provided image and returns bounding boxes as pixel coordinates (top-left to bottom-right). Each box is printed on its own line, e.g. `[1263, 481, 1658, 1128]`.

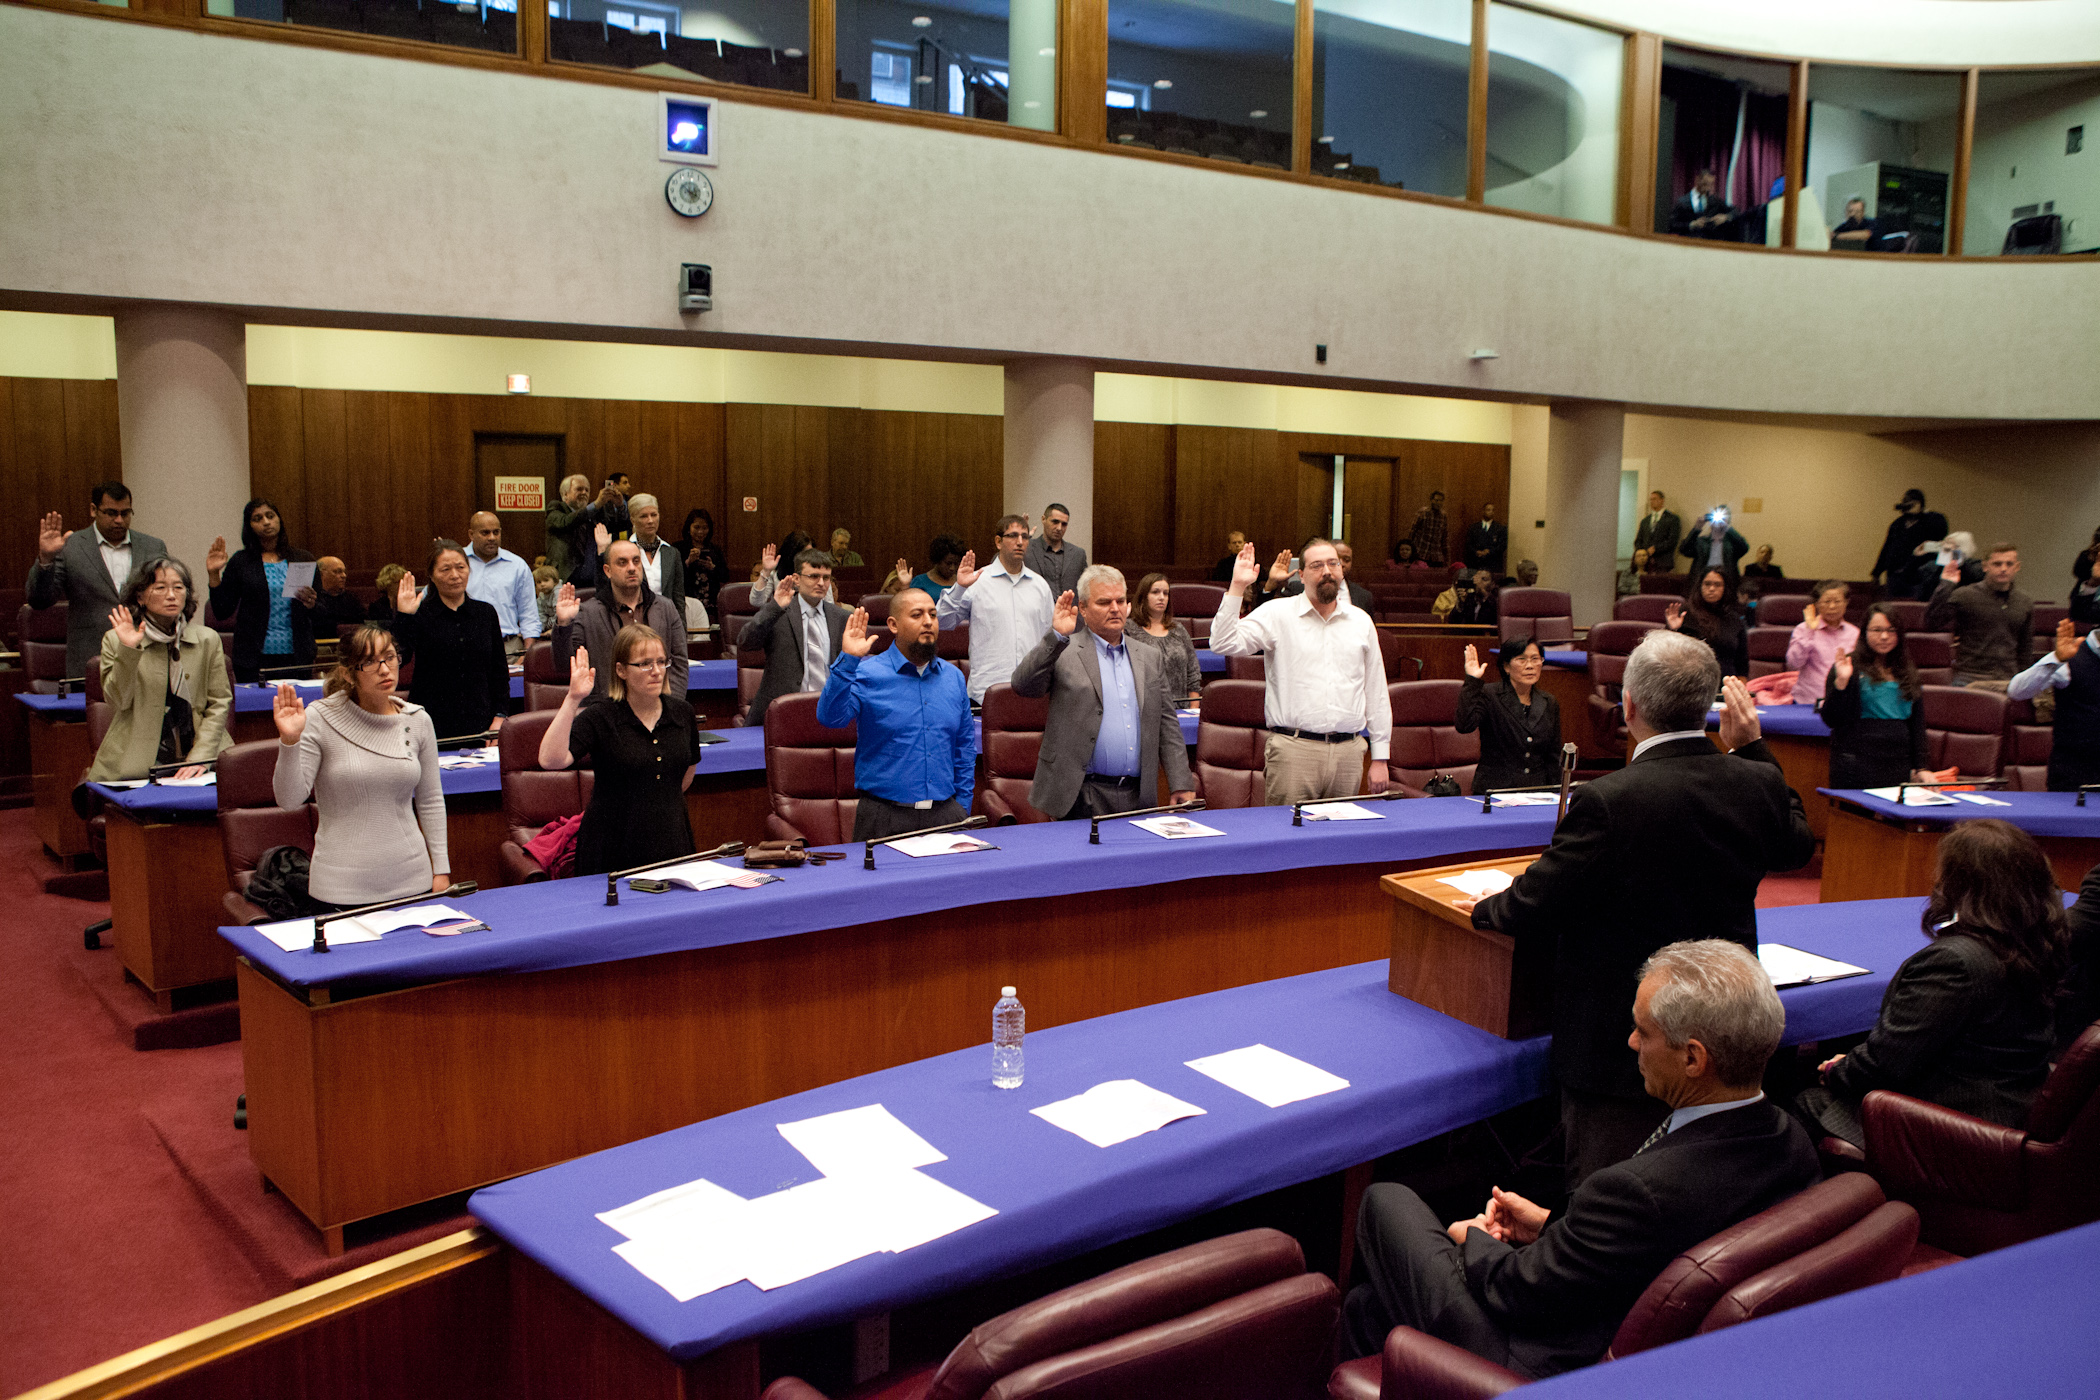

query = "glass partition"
[1964, 69, 2100, 255]
[1656, 45, 1794, 244]
[545, 0, 808, 89]
[1105, 0, 1296, 170]
[1805, 66, 1960, 253]
[836, 0, 1051, 127]
[1483, 3, 1622, 225]
[208, 0, 521, 55]
[1309, 0, 1471, 194]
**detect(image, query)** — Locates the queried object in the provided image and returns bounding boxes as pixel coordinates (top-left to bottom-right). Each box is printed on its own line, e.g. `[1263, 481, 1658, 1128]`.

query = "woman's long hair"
[1849, 603, 1921, 701]
[238, 498, 294, 556]
[1922, 819, 2071, 1005]
[1678, 567, 1740, 641]
[1132, 572, 1174, 630]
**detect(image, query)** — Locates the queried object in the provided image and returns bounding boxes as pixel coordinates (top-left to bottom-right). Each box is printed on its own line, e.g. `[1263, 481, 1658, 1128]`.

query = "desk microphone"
[1091, 798, 1206, 844]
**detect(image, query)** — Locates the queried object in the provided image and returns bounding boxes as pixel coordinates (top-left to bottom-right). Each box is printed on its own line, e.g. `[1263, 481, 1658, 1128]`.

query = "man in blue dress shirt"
[818, 588, 978, 841]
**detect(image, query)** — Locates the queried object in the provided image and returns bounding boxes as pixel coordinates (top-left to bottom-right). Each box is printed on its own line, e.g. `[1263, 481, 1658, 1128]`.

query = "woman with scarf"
[89, 556, 234, 781]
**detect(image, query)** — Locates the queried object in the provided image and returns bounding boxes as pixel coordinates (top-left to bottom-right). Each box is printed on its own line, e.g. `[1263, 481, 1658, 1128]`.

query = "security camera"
[679, 263, 712, 313]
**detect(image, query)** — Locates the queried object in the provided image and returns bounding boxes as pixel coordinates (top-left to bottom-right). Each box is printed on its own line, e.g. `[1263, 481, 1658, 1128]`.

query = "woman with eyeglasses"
[1820, 602, 1932, 790]
[1456, 634, 1562, 798]
[391, 539, 510, 745]
[205, 498, 319, 684]
[89, 556, 234, 782]
[272, 624, 450, 906]
[537, 623, 698, 878]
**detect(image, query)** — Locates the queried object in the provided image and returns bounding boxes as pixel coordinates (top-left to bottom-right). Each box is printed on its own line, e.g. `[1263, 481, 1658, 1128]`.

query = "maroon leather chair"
[19, 602, 71, 693]
[1851, 1021, 2100, 1259]
[1883, 599, 1929, 632]
[1638, 573, 1688, 595]
[1387, 680, 1477, 798]
[765, 1228, 1339, 1400]
[521, 640, 568, 711]
[78, 700, 117, 946]
[1171, 583, 1226, 643]
[978, 684, 1053, 825]
[938, 621, 971, 662]
[1226, 655, 1266, 682]
[735, 665, 764, 726]
[2002, 696, 2053, 791]
[718, 583, 757, 652]
[496, 709, 593, 883]
[1745, 625, 1791, 680]
[1326, 1176, 1917, 1400]
[217, 738, 319, 924]
[1902, 631, 1952, 686]
[1377, 630, 1423, 683]
[2030, 603, 2068, 649]
[1611, 595, 1673, 624]
[1194, 679, 1267, 808]
[1755, 594, 1813, 627]
[763, 692, 857, 843]
[1921, 684, 2006, 776]
[1497, 589, 1571, 646]
[858, 594, 894, 628]
[1582, 620, 1658, 756]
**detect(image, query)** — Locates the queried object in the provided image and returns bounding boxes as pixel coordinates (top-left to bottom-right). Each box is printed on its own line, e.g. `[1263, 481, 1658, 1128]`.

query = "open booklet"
[888, 833, 996, 858]
[633, 858, 770, 892]
[1437, 868, 1515, 900]
[1758, 943, 1870, 988]
[1131, 815, 1224, 839]
[253, 903, 484, 952]
[1861, 785, 1957, 807]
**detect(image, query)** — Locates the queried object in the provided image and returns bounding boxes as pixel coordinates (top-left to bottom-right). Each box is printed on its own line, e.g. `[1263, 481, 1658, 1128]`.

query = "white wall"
[1544, 0, 2100, 68]
[1963, 73, 2100, 254]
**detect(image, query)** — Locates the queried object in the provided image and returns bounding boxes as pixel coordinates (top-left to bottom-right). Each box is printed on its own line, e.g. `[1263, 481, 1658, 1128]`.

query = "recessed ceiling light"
[1038, 46, 1054, 56]
[1333, 162, 1351, 171]
[1249, 109, 1266, 118]
[782, 46, 803, 56]
[914, 73, 933, 82]
[911, 14, 931, 24]
[1023, 99, 1040, 107]
[1153, 78, 1172, 89]
[1317, 135, 1334, 144]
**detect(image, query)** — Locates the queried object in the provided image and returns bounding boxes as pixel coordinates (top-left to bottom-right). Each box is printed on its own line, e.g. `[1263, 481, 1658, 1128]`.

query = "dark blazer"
[1009, 625, 1192, 818]
[1632, 510, 1680, 561]
[25, 526, 169, 678]
[1472, 736, 1816, 1099]
[1679, 524, 1750, 575]
[1826, 932, 2057, 1129]
[208, 547, 318, 675]
[1679, 608, 1750, 678]
[1819, 668, 1928, 790]
[1455, 677, 1561, 796]
[741, 590, 850, 726]
[1463, 520, 1509, 574]
[1667, 191, 1735, 238]
[394, 594, 510, 742]
[633, 539, 687, 621]
[1461, 1101, 1818, 1378]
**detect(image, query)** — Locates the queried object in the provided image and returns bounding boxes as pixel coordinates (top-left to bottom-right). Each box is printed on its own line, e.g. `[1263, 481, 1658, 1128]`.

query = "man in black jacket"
[1465, 630, 1815, 1187]
[1463, 504, 1509, 577]
[1340, 939, 1818, 1379]
[1632, 492, 1679, 567]
[1872, 489, 1948, 601]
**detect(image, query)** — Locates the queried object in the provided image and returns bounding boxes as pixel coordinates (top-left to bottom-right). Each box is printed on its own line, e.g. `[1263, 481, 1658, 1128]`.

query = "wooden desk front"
[1382, 856, 1548, 1038]
[1819, 797, 2100, 903]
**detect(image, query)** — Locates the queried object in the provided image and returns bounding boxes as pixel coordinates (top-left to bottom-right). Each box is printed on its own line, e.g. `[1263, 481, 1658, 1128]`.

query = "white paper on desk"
[280, 561, 316, 598]
[1488, 792, 1560, 807]
[99, 779, 149, 789]
[251, 916, 381, 951]
[739, 1175, 897, 1289]
[859, 1167, 999, 1253]
[1185, 1044, 1350, 1109]
[1298, 801, 1384, 821]
[1030, 1079, 1206, 1149]
[1759, 943, 1870, 988]
[640, 858, 745, 892]
[888, 833, 995, 858]
[598, 1175, 750, 1240]
[1438, 868, 1515, 900]
[777, 1104, 946, 1179]
[1863, 785, 1957, 806]
[1949, 792, 2011, 806]
[605, 1179, 757, 1302]
[350, 903, 474, 935]
[156, 772, 217, 787]
[1130, 815, 1225, 839]
[437, 753, 493, 769]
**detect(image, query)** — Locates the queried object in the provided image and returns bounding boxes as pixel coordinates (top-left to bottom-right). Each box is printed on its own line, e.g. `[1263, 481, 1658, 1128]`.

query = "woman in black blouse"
[677, 508, 730, 617]
[391, 540, 509, 743]
[537, 623, 698, 878]
[1795, 819, 2068, 1148]
[1455, 634, 1562, 797]
[205, 498, 318, 683]
[1665, 566, 1750, 677]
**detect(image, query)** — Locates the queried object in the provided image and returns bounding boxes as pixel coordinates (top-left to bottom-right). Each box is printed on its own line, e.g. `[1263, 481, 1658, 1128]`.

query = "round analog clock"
[665, 167, 714, 218]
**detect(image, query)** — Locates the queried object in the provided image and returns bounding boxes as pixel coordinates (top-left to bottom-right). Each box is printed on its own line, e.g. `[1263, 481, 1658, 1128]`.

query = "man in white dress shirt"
[938, 514, 1054, 704]
[1209, 539, 1390, 804]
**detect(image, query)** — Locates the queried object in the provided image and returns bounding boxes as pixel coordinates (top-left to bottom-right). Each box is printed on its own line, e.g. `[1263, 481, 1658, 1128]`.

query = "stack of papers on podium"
[602, 1105, 998, 1302]
[1759, 943, 1870, 987]
[1030, 1080, 1206, 1148]
[1131, 815, 1224, 839]
[1299, 802, 1384, 821]
[1438, 868, 1515, 900]
[157, 772, 217, 787]
[252, 903, 480, 952]
[1949, 792, 2011, 807]
[1863, 785, 1956, 806]
[1185, 1044, 1350, 1108]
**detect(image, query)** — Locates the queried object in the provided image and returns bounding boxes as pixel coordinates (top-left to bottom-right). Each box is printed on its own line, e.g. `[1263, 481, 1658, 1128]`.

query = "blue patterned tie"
[1635, 1117, 1671, 1154]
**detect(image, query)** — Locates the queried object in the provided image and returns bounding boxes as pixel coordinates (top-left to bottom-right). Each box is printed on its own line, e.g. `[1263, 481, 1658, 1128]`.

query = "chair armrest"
[1326, 1356, 1381, 1400]
[498, 842, 549, 886]
[979, 790, 1020, 825]
[222, 891, 271, 926]
[1380, 1327, 1525, 1399]
[1864, 1090, 2029, 1211]
[765, 812, 810, 843]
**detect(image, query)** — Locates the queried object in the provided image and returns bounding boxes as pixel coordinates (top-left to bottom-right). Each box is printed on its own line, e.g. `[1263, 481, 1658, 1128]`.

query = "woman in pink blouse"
[1787, 578, 1860, 704]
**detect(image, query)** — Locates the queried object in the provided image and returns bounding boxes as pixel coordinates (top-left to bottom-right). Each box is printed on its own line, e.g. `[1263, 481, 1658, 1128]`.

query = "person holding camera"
[1678, 506, 1748, 581]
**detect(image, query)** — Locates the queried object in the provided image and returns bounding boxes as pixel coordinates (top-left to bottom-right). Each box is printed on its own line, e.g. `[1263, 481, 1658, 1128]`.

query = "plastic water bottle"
[992, 986, 1025, 1089]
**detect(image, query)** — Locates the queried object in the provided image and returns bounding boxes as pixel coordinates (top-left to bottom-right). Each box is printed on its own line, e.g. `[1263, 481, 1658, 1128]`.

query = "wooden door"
[1342, 457, 1393, 567]
[475, 434, 561, 566]
[1295, 455, 1336, 550]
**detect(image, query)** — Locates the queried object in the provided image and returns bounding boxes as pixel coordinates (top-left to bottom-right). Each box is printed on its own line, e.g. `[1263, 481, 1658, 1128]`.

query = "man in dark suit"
[28, 482, 168, 681]
[1667, 170, 1735, 239]
[1464, 630, 1815, 1188]
[1632, 491, 1679, 566]
[741, 548, 850, 727]
[1463, 503, 1508, 576]
[1010, 565, 1193, 820]
[1340, 939, 1818, 1379]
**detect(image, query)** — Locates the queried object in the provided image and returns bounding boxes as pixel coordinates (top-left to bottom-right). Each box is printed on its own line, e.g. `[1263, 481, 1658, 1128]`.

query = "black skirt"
[1829, 718, 1915, 789]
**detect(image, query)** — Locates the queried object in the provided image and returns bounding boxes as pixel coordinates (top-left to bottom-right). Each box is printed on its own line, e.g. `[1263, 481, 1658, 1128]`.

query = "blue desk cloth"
[1706, 703, 1831, 739]
[1522, 1219, 2100, 1400]
[1195, 648, 1224, 674]
[1819, 789, 2100, 840]
[222, 798, 1561, 994]
[89, 757, 505, 818]
[15, 665, 744, 718]
[469, 899, 1921, 1366]
[1541, 649, 1587, 670]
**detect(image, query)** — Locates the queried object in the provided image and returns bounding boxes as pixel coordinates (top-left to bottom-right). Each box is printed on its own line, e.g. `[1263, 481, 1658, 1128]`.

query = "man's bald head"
[318, 556, 348, 593]
[469, 511, 503, 561]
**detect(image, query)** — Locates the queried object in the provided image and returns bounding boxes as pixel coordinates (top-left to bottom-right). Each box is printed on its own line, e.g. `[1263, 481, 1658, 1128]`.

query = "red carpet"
[0, 809, 468, 1395]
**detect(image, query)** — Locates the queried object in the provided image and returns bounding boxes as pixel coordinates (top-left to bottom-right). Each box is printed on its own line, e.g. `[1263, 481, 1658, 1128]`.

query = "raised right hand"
[566, 662, 595, 700]
[37, 511, 69, 563]
[954, 550, 981, 589]
[1051, 590, 1078, 636]
[1664, 602, 1684, 631]
[1229, 543, 1259, 594]
[1463, 644, 1485, 679]
[554, 582, 579, 626]
[2057, 618, 2081, 663]
[1832, 653, 1854, 688]
[272, 684, 307, 745]
[840, 607, 873, 658]
[107, 605, 145, 650]
[1801, 602, 1822, 630]
[205, 535, 229, 584]
[1941, 560, 1962, 582]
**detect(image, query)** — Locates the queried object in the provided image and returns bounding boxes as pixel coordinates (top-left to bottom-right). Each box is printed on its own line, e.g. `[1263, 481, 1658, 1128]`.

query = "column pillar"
[1540, 400, 1624, 631]
[1003, 358, 1094, 552]
[1006, 0, 1057, 131]
[115, 305, 250, 573]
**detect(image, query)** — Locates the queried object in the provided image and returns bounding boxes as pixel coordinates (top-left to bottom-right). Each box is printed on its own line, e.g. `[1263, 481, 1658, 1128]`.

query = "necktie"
[802, 605, 830, 693]
[1635, 1117, 1671, 1154]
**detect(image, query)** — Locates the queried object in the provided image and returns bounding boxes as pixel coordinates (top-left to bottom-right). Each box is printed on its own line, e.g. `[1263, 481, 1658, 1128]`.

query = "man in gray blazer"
[742, 548, 850, 727]
[28, 482, 168, 681]
[1009, 564, 1194, 820]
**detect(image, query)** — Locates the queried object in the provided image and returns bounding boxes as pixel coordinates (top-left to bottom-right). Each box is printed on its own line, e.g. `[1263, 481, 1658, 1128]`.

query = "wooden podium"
[1382, 856, 1550, 1038]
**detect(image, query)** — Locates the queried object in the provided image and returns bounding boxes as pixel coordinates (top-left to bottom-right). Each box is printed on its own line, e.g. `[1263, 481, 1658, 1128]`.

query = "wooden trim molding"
[1781, 58, 1808, 249]
[1058, 0, 1106, 146]
[1950, 67, 1978, 256]
[1619, 32, 1660, 231]
[808, 0, 834, 105]
[1466, 0, 1488, 202]
[1292, 0, 1313, 175]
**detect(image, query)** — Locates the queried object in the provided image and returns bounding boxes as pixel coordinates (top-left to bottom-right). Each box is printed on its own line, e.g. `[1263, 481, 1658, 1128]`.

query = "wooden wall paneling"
[1389, 441, 1511, 565]
[385, 392, 435, 572]
[425, 395, 479, 576]
[1341, 456, 1392, 565]
[600, 399, 642, 491]
[340, 390, 393, 562]
[723, 403, 834, 568]
[556, 396, 603, 495]
[2, 376, 126, 585]
[14, 378, 74, 553]
[945, 412, 1005, 556]
[1090, 421, 1173, 569]
[676, 401, 728, 535]
[247, 385, 306, 566]
[296, 390, 350, 574]
[1295, 453, 1335, 546]
[63, 378, 122, 491]
[1172, 424, 1280, 566]
[1059, 0, 1108, 146]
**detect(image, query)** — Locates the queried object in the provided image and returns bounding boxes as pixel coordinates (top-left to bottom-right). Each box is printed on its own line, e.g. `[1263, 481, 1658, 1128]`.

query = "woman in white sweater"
[272, 623, 450, 906]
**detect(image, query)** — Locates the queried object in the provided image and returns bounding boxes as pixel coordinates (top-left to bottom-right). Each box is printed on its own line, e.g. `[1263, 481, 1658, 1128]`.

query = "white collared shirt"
[635, 537, 666, 596]
[2008, 630, 2100, 701]
[1631, 727, 1712, 762]
[98, 530, 134, 593]
[1209, 589, 1392, 758]
[1665, 1091, 1764, 1136]
[938, 563, 1054, 701]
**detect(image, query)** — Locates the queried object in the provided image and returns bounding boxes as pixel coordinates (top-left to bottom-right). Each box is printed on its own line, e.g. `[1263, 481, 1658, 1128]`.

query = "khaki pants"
[1263, 733, 1367, 806]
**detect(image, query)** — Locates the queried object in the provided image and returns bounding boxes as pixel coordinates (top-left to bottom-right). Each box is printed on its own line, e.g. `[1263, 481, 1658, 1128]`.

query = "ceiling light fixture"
[1153, 78, 1172, 89]
[1249, 109, 1267, 117]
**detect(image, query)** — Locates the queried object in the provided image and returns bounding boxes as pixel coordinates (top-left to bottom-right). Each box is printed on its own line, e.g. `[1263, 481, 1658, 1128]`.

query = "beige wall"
[6, 8, 2100, 424]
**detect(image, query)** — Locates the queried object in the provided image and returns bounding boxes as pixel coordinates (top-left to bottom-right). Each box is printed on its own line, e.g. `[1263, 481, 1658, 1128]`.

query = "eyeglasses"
[620, 658, 671, 672]
[355, 652, 401, 671]
[143, 582, 187, 596]
[97, 507, 134, 520]
[1865, 627, 1898, 637]
[998, 531, 1029, 542]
